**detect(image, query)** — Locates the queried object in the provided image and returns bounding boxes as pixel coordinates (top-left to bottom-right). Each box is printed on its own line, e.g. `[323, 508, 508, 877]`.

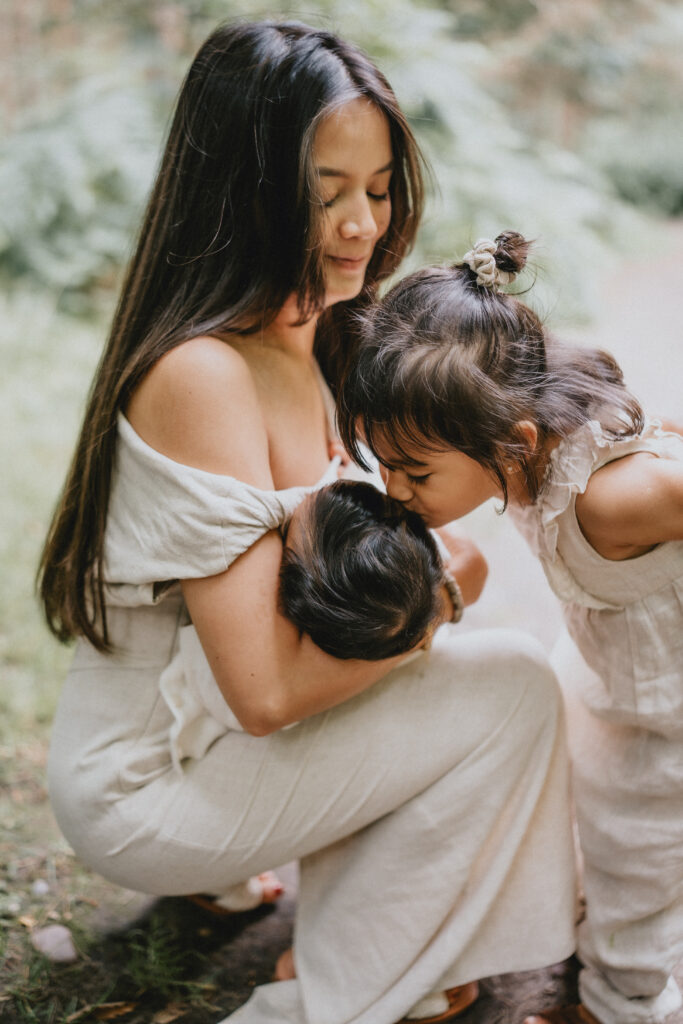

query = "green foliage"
[0, 290, 103, 731]
[444, 0, 683, 216]
[0, 77, 162, 308]
[125, 915, 206, 999]
[0, 0, 664, 321]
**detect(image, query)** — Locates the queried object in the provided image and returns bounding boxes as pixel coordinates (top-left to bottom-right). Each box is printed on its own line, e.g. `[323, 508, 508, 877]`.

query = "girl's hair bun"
[461, 230, 531, 290]
[493, 231, 530, 275]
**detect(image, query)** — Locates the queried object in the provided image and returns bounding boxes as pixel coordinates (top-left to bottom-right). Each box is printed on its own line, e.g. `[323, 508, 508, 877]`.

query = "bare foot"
[274, 947, 296, 981]
[189, 871, 285, 915]
[255, 871, 285, 905]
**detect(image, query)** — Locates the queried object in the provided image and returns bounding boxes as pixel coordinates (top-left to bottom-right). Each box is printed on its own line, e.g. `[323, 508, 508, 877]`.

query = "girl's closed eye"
[407, 472, 432, 485]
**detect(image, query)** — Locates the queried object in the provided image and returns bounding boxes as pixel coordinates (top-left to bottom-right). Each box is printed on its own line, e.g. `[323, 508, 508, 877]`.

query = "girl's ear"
[514, 419, 538, 453]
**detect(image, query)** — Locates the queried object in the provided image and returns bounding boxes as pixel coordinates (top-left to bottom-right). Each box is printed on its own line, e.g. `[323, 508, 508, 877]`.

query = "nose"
[339, 193, 378, 240]
[383, 467, 413, 503]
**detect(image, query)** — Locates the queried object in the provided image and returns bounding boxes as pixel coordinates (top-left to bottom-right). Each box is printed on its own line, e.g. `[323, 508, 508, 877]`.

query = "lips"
[327, 254, 370, 270]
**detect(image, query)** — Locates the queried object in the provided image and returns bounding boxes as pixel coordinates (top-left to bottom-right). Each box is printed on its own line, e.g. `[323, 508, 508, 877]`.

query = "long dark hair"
[339, 231, 643, 508]
[39, 20, 425, 650]
[279, 481, 443, 659]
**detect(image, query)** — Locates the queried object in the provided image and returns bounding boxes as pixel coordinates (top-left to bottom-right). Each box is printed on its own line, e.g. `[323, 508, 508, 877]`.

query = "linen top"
[101, 374, 341, 769]
[511, 420, 683, 731]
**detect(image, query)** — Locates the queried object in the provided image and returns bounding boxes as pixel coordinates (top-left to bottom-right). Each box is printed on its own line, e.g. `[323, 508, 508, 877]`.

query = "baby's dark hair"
[338, 231, 644, 508]
[279, 480, 444, 660]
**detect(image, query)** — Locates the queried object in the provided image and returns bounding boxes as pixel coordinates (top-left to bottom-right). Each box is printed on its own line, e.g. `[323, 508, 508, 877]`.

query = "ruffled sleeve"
[511, 419, 683, 610]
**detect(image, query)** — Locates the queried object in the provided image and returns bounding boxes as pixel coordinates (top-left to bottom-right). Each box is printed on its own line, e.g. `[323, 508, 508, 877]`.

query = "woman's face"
[312, 98, 393, 307]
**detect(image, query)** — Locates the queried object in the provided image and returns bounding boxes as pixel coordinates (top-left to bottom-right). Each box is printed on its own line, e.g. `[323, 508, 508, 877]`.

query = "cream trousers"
[49, 604, 576, 1024]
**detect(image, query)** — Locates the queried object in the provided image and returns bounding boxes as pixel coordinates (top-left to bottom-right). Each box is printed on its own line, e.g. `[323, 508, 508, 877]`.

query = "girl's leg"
[554, 635, 683, 1024]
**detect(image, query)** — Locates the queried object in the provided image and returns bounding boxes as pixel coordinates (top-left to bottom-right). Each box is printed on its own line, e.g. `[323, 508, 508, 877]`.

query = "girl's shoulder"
[514, 420, 681, 560]
[576, 426, 683, 557]
[126, 336, 273, 488]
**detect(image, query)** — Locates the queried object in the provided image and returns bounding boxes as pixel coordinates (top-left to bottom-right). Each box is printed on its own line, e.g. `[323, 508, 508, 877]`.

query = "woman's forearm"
[182, 533, 415, 736]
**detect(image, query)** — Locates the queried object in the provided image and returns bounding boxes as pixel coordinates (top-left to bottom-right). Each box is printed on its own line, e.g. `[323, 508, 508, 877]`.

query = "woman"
[39, 21, 576, 1024]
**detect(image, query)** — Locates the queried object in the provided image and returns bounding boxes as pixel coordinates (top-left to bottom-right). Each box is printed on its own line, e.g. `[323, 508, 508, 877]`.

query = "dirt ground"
[2, 223, 682, 1023]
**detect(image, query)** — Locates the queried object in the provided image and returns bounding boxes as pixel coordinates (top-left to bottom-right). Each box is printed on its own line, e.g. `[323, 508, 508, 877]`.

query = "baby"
[279, 478, 447, 659]
[161, 479, 452, 770]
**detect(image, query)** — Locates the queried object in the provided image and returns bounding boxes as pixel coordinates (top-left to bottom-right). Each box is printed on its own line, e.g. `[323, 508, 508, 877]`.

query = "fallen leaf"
[66, 1003, 138, 1023]
[18, 915, 36, 928]
[95, 1004, 138, 1020]
[152, 1003, 186, 1023]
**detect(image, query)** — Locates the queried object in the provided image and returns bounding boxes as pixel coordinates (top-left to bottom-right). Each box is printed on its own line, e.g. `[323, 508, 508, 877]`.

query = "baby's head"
[338, 231, 642, 520]
[279, 480, 444, 660]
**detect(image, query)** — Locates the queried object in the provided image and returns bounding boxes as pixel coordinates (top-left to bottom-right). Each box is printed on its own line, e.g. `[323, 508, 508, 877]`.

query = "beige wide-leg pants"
[553, 632, 683, 1024]
[50, 608, 576, 1024]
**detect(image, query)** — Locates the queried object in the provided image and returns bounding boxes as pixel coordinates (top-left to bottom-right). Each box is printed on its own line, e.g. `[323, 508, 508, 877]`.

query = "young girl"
[338, 231, 683, 1024]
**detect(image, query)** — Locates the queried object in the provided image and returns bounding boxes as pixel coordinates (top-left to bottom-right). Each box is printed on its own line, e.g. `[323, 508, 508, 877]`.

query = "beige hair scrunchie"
[462, 238, 515, 290]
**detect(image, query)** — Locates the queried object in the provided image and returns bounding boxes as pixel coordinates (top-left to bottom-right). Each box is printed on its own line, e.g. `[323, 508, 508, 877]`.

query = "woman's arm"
[128, 338, 434, 737]
[575, 451, 683, 560]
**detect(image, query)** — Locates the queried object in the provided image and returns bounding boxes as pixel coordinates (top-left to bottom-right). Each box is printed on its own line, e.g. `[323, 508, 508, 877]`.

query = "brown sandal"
[524, 1006, 602, 1024]
[397, 981, 480, 1023]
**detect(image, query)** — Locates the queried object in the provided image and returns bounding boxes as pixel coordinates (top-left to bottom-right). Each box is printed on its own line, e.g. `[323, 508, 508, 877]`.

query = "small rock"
[32, 879, 50, 897]
[31, 924, 79, 962]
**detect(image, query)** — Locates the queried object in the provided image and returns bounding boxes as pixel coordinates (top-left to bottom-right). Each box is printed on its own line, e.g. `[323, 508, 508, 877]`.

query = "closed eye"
[407, 472, 431, 485]
[322, 190, 389, 208]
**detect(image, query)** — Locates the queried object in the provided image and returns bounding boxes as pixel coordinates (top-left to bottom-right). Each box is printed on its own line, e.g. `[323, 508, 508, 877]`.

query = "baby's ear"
[513, 419, 538, 453]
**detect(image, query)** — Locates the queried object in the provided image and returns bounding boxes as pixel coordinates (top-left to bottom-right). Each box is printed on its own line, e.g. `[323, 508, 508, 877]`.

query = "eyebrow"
[317, 160, 394, 179]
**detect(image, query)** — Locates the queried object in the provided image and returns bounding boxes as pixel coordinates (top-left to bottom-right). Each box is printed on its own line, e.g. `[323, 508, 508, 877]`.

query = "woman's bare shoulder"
[126, 336, 273, 484]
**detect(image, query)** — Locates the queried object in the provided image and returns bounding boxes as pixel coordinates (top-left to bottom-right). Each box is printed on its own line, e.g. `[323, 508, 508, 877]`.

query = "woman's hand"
[329, 438, 367, 481]
[435, 524, 488, 607]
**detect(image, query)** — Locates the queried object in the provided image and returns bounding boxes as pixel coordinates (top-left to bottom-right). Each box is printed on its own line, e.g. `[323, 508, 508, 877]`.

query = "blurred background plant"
[4, 0, 683, 316]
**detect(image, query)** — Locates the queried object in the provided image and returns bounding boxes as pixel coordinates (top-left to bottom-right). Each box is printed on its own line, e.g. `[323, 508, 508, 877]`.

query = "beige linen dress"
[48, 410, 577, 1024]
[512, 421, 683, 1024]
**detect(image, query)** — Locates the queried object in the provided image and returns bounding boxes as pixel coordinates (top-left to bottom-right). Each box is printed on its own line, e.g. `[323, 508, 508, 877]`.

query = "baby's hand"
[328, 439, 356, 479]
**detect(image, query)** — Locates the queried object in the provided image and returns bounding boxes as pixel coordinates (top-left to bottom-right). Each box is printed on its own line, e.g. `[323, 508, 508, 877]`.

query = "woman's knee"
[431, 625, 562, 729]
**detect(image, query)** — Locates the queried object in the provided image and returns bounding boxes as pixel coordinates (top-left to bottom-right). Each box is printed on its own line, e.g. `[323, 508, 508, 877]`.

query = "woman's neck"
[262, 295, 319, 359]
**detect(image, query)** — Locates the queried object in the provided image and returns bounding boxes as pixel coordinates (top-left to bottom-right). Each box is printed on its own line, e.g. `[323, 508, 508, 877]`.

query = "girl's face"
[374, 439, 502, 528]
[313, 98, 393, 307]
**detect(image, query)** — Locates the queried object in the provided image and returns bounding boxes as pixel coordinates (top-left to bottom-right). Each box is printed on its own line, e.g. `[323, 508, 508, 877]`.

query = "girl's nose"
[383, 468, 412, 503]
[339, 196, 377, 240]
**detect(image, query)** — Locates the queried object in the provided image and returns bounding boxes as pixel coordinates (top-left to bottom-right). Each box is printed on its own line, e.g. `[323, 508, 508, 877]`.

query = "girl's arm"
[575, 451, 683, 560]
[127, 338, 436, 737]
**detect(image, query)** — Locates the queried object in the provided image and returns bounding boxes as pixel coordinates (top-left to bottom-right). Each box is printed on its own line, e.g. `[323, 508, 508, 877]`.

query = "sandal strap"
[398, 981, 479, 1023]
